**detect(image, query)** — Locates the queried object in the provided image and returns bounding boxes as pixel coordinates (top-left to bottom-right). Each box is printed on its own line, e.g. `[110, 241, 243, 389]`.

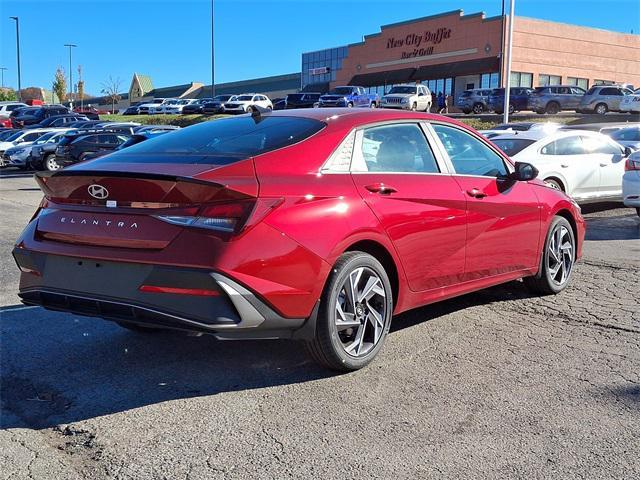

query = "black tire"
[115, 321, 161, 333]
[636, 208, 640, 217]
[595, 103, 608, 115]
[347, 102, 354, 108]
[544, 178, 564, 191]
[472, 103, 484, 114]
[545, 102, 561, 114]
[410, 102, 417, 111]
[306, 251, 393, 372]
[508, 104, 515, 114]
[370, 102, 377, 109]
[524, 216, 576, 295]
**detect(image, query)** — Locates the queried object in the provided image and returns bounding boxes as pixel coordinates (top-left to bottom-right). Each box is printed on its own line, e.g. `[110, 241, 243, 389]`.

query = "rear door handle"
[365, 183, 397, 195]
[560, 164, 569, 168]
[599, 163, 608, 167]
[466, 188, 487, 199]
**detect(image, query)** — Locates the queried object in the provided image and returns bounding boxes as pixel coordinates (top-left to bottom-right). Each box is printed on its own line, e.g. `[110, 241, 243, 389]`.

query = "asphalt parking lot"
[0, 174, 638, 479]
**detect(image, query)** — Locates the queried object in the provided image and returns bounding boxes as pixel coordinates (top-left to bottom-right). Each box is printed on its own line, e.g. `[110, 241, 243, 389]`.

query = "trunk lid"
[33, 159, 258, 249]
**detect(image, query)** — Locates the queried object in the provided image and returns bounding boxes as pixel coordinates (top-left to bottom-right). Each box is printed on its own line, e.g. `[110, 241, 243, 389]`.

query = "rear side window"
[612, 128, 640, 141]
[432, 124, 508, 177]
[600, 88, 621, 96]
[357, 123, 439, 173]
[541, 136, 584, 155]
[93, 116, 325, 164]
[586, 87, 599, 95]
[492, 138, 536, 156]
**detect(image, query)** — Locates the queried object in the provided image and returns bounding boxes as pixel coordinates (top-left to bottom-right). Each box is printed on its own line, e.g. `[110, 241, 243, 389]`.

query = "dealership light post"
[64, 44, 77, 108]
[211, 0, 215, 98]
[503, 0, 515, 123]
[0, 67, 7, 88]
[9, 17, 22, 101]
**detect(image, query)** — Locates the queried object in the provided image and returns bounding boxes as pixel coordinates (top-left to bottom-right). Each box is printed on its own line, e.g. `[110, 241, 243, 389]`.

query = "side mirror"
[511, 161, 539, 181]
[624, 146, 633, 157]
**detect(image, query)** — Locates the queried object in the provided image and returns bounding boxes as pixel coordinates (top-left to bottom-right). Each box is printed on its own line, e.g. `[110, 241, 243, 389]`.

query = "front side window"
[358, 124, 439, 173]
[432, 124, 508, 177]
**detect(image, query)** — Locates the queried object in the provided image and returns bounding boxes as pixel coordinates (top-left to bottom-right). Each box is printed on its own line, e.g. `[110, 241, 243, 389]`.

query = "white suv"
[380, 84, 431, 112]
[0, 101, 28, 118]
[222, 94, 273, 114]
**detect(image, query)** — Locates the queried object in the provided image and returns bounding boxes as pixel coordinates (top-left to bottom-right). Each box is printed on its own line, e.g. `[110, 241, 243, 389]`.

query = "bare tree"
[101, 76, 122, 114]
[52, 67, 67, 103]
[77, 65, 85, 108]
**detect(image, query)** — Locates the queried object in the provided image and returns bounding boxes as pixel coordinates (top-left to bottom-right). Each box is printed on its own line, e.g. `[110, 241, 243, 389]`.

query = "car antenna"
[251, 105, 270, 123]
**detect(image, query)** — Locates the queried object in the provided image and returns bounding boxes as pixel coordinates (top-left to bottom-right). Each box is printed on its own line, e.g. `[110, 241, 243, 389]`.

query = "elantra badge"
[88, 184, 109, 200]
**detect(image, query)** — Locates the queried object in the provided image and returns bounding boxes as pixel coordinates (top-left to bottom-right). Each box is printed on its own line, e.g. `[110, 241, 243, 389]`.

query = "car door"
[581, 135, 626, 197]
[569, 87, 586, 109]
[429, 123, 541, 280]
[538, 135, 600, 198]
[349, 122, 467, 292]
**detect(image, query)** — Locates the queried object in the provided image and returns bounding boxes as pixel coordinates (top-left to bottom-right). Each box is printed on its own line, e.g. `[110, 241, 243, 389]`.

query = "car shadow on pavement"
[0, 282, 534, 430]
[0, 306, 333, 430]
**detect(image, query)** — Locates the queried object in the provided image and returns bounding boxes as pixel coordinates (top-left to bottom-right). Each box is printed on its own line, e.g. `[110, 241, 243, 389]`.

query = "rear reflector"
[139, 285, 220, 296]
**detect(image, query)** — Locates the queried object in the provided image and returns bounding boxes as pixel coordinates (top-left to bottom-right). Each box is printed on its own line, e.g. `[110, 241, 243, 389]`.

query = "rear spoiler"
[35, 169, 217, 187]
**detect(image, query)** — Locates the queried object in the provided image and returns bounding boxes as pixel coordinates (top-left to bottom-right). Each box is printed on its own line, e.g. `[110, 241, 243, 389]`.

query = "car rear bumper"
[13, 249, 308, 339]
[623, 175, 640, 207]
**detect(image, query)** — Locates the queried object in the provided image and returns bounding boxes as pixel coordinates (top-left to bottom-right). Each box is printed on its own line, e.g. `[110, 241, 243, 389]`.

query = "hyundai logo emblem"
[88, 184, 109, 200]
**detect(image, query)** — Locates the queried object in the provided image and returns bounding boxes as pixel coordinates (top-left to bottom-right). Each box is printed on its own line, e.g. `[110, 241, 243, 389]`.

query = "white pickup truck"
[380, 84, 432, 112]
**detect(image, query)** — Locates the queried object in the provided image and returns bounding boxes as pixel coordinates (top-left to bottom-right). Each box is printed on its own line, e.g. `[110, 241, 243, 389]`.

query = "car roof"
[492, 129, 608, 142]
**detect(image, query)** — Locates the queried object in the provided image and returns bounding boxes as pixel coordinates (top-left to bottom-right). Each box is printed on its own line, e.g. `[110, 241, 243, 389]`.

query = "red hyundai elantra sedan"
[14, 109, 584, 371]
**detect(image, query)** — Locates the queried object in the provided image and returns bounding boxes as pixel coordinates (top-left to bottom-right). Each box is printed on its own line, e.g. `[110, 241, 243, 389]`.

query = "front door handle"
[599, 163, 608, 167]
[560, 164, 569, 168]
[466, 188, 487, 199]
[365, 183, 397, 195]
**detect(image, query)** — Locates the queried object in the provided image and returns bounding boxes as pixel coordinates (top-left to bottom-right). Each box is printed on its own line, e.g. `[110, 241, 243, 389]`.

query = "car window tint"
[23, 132, 41, 142]
[581, 136, 622, 155]
[432, 124, 508, 177]
[541, 136, 585, 155]
[360, 124, 439, 173]
[491, 138, 536, 157]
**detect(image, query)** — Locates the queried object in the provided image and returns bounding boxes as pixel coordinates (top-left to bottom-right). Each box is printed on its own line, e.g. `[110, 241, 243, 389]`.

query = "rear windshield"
[491, 138, 536, 156]
[287, 94, 305, 101]
[88, 115, 325, 164]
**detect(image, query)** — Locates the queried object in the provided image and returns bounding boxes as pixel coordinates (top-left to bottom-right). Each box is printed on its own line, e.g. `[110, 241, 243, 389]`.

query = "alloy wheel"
[473, 103, 484, 114]
[595, 103, 607, 115]
[546, 224, 574, 286]
[45, 155, 61, 171]
[334, 267, 387, 357]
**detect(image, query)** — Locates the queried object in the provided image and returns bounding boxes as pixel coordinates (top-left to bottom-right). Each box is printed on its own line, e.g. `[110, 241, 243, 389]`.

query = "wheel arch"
[553, 208, 578, 245]
[543, 175, 567, 192]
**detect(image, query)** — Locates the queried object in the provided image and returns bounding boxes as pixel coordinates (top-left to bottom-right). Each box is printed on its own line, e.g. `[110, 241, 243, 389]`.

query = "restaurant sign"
[386, 27, 452, 59]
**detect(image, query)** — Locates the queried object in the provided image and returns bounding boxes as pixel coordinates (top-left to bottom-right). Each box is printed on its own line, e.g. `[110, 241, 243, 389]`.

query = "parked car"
[529, 85, 586, 114]
[0, 101, 28, 118]
[456, 88, 492, 114]
[561, 122, 635, 136]
[137, 98, 170, 115]
[284, 93, 321, 109]
[0, 128, 18, 142]
[73, 105, 110, 118]
[14, 110, 584, 371]
[619, 91, 640, 114]
[24, 114, 88, 129]
[181, 98, 214, 115]
[12, 105, 70, 128]
[272, 98, 287, 110]
[133, 125, 180, 133]
[222, 94, 272, 114]
[6, 128, 72, 170]
[479, 121, 561, 139]
[66, 120, 106, 129]
[202, 95, 237, 115]
[81, 131, 171, 161]
[609, 126, 640, 151]
[319, 86, 379, 108]
[0, 128, 56, 167]
[380, 84, 431, 112]
[488, 87, 533, 114]
[55, 129, 132, 166]
[491, 129, 631, 202]
[622, 150, 640, 216]
[28, 130, 74, 171]
[161, 99, 199, 115]
[123, 103, 142, 115]
[577, 86, 632, 114]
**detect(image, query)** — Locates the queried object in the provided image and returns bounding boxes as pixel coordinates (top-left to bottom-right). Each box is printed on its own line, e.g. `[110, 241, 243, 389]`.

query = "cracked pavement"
[0, 174, 639, 479]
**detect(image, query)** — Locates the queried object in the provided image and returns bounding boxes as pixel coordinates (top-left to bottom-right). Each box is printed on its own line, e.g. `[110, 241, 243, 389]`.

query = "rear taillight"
[155, 198, 282, 234]
[625, 158, 640, 171]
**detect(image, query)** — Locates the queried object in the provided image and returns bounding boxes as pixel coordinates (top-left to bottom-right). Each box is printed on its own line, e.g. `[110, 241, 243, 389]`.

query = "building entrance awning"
[347, 57, 500, 86]
[413, 57, 500, 80]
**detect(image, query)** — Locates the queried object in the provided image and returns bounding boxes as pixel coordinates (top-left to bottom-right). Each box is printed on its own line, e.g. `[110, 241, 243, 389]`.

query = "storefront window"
[538, 74, 561, 86]
[594, 79, 614, 85]
[567, 77, 589, 90]
[480, 73, 499, 89]
[302, 47, 349, 88]
[510, 72, 533, 88]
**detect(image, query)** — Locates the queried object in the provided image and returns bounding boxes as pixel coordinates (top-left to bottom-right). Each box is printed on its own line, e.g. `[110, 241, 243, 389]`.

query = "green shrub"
[101, 113, 227, 127]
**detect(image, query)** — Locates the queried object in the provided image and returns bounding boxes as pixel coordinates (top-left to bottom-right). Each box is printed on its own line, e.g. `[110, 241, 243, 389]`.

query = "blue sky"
[1, 0, 638, 96]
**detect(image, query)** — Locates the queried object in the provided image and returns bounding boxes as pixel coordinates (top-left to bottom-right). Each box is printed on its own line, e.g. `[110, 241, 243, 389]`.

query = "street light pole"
[503, 0, 515, 123]
[0, 67, 7, 88]
[9, 17, 22, 102]
[211, 0, 215, 98]
[64, 44, 77, 108]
